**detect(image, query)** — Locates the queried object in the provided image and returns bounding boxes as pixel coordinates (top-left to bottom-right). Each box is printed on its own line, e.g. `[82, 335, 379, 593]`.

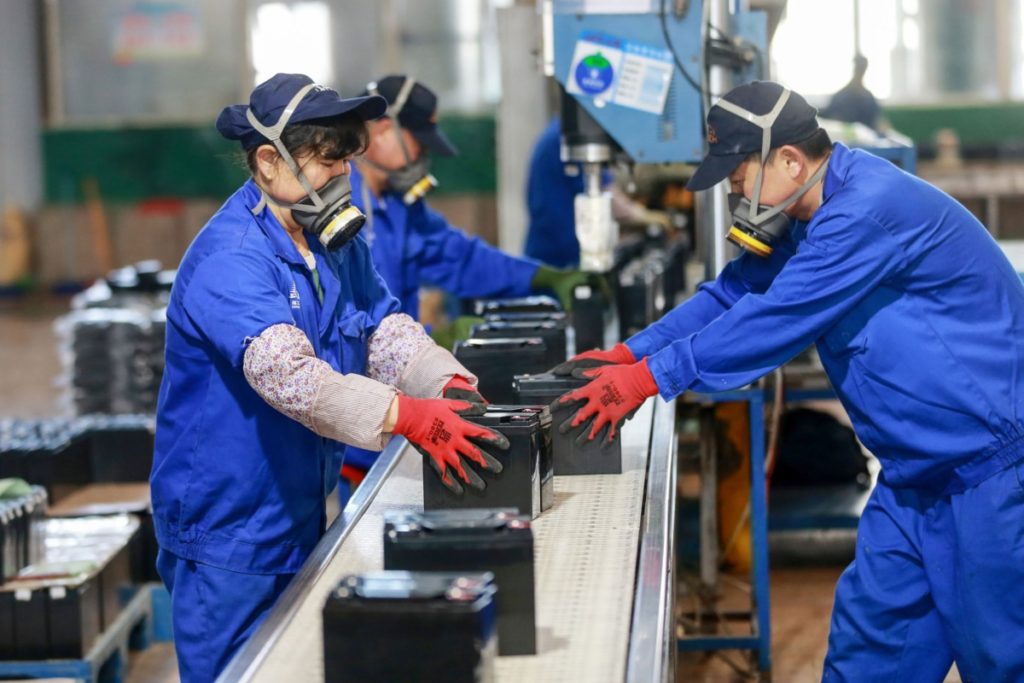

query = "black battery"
[483, 310, 567, 325]
[467, 295, 561, 317]
[470, 319, 567, 369]
[2, 585, 48, 660]
[73, 414, 155, 483]
[571, 282, 614, 355]
[513, 373, 623, 475]
[99, 536, 136, 630]
[323, 571, 497, 683]
[384, 509, 536, 655]
[453, 338, 550, 405]
[46, 574, 103, 658]
[423, 406, 549, 518]
[0, 503, 18, 585]
[617, 257, 665, 339]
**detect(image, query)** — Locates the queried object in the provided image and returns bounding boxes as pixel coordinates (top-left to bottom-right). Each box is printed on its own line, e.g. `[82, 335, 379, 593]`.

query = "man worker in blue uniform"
[337, 75, 598, 498]
[554, 80, 1024, 681]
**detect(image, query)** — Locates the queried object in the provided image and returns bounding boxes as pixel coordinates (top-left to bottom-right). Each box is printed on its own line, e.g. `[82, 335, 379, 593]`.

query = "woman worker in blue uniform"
[554, 81, 1024, 681]
[336, 74, 597, 495]
[150, 73, 507, 683]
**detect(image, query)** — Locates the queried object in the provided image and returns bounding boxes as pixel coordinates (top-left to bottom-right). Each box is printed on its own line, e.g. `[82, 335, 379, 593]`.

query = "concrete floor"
[0, 297, 961, 683]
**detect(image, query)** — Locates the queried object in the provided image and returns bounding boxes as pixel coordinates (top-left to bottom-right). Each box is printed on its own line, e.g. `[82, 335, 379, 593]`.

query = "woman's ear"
[254, 144, 279, 182]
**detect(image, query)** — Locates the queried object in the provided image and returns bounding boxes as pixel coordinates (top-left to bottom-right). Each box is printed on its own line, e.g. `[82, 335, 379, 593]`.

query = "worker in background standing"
[820, 54, 885, 133]
[552, 80, 1024, 682]
[151, 73, 507, 683]
[524, 117, 673, 268]
[339, 75, 599, 500]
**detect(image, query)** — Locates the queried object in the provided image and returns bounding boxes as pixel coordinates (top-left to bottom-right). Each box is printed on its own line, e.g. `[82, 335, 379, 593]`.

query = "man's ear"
[776, 145, 805, 180]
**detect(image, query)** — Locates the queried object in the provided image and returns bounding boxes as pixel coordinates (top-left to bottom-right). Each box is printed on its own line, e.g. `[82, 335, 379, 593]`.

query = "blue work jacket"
[627, 143, 1024, 493]
[349, 165, 539, 319]
[524, 118, 584, 268]
[151, 179, 400, 574]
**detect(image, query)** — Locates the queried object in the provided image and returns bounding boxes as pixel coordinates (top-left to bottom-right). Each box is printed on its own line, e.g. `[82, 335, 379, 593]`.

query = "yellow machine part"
[715, 402, 752, 572]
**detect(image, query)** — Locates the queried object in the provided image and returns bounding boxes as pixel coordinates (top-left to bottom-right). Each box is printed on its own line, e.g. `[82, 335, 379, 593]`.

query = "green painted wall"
[884, 102, 1024, 147]
[43, 115, 497, 204]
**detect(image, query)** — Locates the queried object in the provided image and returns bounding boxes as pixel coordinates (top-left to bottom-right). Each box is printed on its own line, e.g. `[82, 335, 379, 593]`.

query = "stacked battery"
[0, 416, 154, 502]
[0, 486, 48, 586]
[0, 513, 139, 660]
[56, 262, 175, 416]
[323, 571, 498, 683]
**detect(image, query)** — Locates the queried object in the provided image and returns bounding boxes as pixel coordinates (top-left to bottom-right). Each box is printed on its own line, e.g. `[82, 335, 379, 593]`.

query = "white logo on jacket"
[289, 281, 301, 309]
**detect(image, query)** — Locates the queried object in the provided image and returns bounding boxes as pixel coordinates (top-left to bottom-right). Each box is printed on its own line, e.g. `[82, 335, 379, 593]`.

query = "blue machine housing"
[551, 0, 767, 164]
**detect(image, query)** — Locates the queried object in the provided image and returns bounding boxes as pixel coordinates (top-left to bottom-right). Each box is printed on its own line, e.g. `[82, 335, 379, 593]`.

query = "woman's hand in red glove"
[549, 342, 636, 376]
[392, 395, 508, 494]
[551, 359, 659, 446]
[441, 375, 487, 416]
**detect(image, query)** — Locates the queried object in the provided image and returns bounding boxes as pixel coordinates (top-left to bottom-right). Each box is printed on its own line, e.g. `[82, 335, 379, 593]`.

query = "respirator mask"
[246, 83, 366, 251]
[717, 89, 830, 257]
[365, 77, 438, 205]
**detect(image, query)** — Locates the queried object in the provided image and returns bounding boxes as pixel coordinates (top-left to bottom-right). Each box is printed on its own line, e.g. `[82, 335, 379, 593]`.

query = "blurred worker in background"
[553, 80, 1024, 681]
[339, 75, 601, 500]
[524, 117, 673, 268]
[820, 54, 886, 133]
[150, 73, 508, 683]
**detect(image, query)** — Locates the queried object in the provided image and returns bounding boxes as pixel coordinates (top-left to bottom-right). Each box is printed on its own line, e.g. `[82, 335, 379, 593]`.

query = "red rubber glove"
[550, 342, 636, 376]
[392, 395, 508, 495]
[551, 358, 659, 446]
[441, 375, 487, 415]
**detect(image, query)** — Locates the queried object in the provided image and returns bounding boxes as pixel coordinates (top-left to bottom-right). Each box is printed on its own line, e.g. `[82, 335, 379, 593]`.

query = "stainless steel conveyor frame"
[217, 396, 677, 683]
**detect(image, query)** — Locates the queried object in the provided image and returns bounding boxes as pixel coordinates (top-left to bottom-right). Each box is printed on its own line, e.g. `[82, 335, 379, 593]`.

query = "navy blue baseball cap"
[216, 73, 387, 149]
[363, 75, 459, 157]
[687, 81, 821, 191]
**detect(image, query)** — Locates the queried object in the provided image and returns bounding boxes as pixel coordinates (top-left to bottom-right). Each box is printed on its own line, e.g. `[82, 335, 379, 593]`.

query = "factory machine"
[216, 2, 774, 682]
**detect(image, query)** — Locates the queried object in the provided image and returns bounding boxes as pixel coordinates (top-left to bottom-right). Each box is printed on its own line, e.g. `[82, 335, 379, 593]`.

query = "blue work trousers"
[823, 460, 1024, 682]
[156, 550, 295, 683]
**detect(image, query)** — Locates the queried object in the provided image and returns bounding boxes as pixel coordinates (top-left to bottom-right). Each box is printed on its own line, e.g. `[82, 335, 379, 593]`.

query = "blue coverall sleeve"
[625, 244, 792, 358]
[181, 249, 294, 368]
[647, 212, 907, 399]
[413, 204, 541, 298]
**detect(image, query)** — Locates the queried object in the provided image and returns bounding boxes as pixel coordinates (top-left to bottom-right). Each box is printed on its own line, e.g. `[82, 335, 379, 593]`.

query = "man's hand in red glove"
[441, 375, 487, 416]
[551, 359, 659, 446]
[549, 342, 636, 376]
[392, 395, 508, 495]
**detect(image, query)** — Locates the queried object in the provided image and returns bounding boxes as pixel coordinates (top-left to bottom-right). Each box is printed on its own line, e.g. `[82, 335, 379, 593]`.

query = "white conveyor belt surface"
[219, 396, 676, 683]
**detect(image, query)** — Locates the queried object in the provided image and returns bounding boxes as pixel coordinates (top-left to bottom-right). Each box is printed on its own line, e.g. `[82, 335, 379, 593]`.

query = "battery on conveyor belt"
[571, 282, 614, 355]
[453, 338, 551, 405]
[467, 295, 561, 317]
[323, 571, 498, 683]
[470, 319, 567, 368]
[383, 508, 536, 655]
[513, 373, 623, 475]
[423, 406, 552, 518]
[617, 256, 666, 340]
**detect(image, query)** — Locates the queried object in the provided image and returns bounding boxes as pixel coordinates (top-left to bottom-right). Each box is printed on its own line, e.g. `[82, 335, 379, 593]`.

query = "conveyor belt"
[218, 397, 676, 683]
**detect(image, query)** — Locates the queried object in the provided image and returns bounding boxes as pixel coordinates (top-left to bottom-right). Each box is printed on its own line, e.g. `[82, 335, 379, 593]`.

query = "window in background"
[47, 0, 246, 125]
[250, 1, 333, 87]
[772, 0, 1004, 106]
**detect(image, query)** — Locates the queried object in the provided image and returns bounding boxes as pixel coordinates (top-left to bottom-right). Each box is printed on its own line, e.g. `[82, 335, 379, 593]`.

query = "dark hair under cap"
[217, 73, 387, 150]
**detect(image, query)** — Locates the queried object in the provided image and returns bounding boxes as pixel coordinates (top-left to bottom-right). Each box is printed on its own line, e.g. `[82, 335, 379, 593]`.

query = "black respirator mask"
[716, 90, 830, 258]
[246, 83, 367, 251]
[365, 77, 438, 205]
